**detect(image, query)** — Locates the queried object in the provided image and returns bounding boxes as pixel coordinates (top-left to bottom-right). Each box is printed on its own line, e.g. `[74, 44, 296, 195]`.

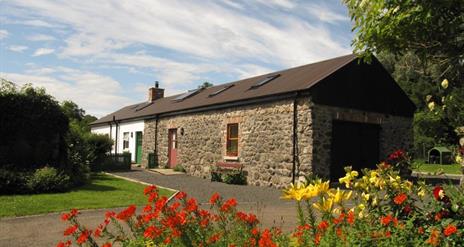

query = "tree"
[198, 81, 213, 89]
[344, 0, 464, 78]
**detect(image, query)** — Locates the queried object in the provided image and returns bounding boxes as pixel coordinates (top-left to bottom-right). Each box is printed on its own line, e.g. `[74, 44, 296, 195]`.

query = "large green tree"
[344, 0, 464, 157]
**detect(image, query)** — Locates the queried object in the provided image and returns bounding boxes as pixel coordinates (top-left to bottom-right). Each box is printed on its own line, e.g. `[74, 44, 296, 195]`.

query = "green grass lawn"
[412, 161, 462, 175]
[0, 173, 174, 218]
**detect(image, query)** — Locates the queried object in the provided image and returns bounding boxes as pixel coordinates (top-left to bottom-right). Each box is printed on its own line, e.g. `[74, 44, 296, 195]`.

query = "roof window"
[250, 74, 280, 89]
[173, 88, 202, 102]
[209, 84, 234, 97]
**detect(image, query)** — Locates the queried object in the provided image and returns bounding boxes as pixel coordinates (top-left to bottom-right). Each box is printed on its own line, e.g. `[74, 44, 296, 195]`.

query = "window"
[173, 88, 201, 102]
[226, 123, 239, 156]
[123, 132, 130, 150]
[209, 84, 234, 97]
[250, 74, 280, 89]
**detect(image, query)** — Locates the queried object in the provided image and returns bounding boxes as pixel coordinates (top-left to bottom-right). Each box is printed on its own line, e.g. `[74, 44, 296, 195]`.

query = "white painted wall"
[90, 120, 145, 163]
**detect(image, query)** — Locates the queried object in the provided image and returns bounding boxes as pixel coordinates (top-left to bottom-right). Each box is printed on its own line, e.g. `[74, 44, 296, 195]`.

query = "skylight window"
[209, 84, 234, 97]
[173, 88, 201, 102]
[135, 102, 153, 111]
[250, 74, 280, 89]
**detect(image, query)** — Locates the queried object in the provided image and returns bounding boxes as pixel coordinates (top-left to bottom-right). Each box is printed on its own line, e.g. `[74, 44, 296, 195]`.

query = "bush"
[87, 134, 113, 171]
[223, 171, 247, 185]
[94, 153, 131, 172]
[27, 167, 71, 193]
[173, 164, 186, 172]
[0, 169, 29, 194]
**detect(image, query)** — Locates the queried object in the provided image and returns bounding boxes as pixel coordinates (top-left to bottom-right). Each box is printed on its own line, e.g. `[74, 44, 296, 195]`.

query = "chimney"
[148, 81, 164, 102]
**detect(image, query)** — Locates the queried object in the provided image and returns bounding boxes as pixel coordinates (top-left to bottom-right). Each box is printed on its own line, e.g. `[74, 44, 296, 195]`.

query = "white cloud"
[32, 48, 55, 56]
[7, 0, 350, 67]
[306, 4, 349, 24]
[0, 69, 132, 117]
[22, 19, 56, 28]
[27, 34, 56, 41]
[0, 29, 8, 39]
[8, 45, 28, 52]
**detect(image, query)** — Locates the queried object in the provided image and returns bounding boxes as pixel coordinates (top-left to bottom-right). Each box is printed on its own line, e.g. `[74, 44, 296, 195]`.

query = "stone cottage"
[90, 54, 415, 188]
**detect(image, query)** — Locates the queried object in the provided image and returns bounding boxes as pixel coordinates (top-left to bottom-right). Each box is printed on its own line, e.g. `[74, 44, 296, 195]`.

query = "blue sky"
[0, 0, 353, 117]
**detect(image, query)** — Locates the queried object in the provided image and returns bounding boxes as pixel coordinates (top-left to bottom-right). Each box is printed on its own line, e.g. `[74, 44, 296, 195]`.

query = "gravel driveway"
[0, 168, 298, 247]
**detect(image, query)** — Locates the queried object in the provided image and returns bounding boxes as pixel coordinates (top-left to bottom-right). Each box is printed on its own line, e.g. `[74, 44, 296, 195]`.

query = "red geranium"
[116, 205, 136, 221]
[433, 186, 444, 200]
[175, 191, 187, 200]
[393, 193, 407, 205]
[210, 192, 221, 204]
[63, 225, 78, 236]
[444, 225, 457, 237]
[76, 229, 91, 244]
[144, 185, 157, 195]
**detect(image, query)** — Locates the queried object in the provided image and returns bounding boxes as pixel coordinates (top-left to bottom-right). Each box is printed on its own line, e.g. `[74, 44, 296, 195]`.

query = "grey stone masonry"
[142, 98, 413, 188]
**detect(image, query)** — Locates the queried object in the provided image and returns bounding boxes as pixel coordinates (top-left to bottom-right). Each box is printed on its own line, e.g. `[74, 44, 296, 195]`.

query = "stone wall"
[142, 97, 312, 188]
[310, 104, 413, 178]
[141, 98, 413, 188]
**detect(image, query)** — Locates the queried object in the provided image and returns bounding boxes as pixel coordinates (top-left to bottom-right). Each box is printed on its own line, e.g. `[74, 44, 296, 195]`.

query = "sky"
[0, 0, 353, 117]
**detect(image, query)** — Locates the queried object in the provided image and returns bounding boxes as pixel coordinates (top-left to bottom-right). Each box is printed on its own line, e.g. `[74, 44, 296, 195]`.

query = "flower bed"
[57, 153, 463, 246]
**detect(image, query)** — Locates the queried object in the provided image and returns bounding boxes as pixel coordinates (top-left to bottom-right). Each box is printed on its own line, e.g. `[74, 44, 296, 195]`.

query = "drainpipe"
[113, 116, 119, 154]
[292, 92, 299, 184]
[109, 123, 113, 154]
[154, 115, 159, 166]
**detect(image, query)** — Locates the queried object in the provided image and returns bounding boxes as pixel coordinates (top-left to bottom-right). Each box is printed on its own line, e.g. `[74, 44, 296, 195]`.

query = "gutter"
[112, 115, 119, 154]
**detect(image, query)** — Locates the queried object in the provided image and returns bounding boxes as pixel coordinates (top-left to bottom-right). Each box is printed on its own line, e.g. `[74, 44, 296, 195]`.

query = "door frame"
[168, 128, 178, 168]
[135, 131, 143, 164]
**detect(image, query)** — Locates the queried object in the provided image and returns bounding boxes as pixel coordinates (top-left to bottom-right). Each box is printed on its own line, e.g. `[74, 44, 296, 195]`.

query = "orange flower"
[63, 225, 78, 236]
[116, 205, 136, 221]
[210, 193, 221, 204]
[347, 211, 355, 225]
[444, 224, 457, 237]
[144, 185, 157, 195]
[317, 221, 329, 231]
[76, 229, 91, 244]
[426, 229, 440, 246]
[393, 193, 407, 205]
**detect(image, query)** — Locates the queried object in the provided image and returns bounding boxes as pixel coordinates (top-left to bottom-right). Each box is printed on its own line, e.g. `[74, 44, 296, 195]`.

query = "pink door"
[168, 129, 177, 168]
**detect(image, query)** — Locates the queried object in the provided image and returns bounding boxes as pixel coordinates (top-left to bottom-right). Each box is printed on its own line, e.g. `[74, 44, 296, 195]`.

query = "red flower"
[76, 229, 91, 244]
[155, 196, 168, 212]
[56, 240, 71, 247]
[251, 228, 259, 236]
[175, 191, 187, 200]
[185, 198, 198, 212]
[380, 214, 397, 226]
[143, 205, 153, 213]
[347, 211, 355, 225]
[317, 221, 329, 231]
[258, 229, 277, 247]
[426, 229, 440, 246]
[247, 213, 258, 224]
[210, 193, 221, 204]
[221, 198, 237, 212]
[208, 233, 221, 244]
[144, 185, 157, 195]
[144, 225, 162, 239]
[63, 225, 78, 236]
[105, 211, 116, 219]
[393, 193, 407, 205]
[385, 231, 391, 238]
[388, 149, 405, 160]
[200, 218, 209, 228]
[433, 186, 444, 200]
[418, 227, 425, 234]
[444, 225, 457, 237]
[401, 205, 412, 215]
[94, 227, 102, 238]
[116, 205, 136, 221]
[102, 243, 112, 247]
[61, 213, 70, 221]
[164, 237, 172, 244]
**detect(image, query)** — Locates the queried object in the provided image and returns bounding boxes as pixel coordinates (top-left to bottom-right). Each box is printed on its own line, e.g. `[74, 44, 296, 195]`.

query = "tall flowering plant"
[58, 186, 286, 247]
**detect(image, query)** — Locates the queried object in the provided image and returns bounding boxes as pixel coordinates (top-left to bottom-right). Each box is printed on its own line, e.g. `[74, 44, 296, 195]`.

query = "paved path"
[111, 167, 297, 229]
[0, 168, 298, 247]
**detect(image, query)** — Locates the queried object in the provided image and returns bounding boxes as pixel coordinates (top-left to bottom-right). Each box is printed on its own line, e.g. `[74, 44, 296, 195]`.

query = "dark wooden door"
[168, 129, 177, 168]
[330, 121, 379, 181]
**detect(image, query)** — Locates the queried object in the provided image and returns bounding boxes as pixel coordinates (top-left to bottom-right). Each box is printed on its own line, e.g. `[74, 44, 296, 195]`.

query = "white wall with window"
[91, 120, 145, 162]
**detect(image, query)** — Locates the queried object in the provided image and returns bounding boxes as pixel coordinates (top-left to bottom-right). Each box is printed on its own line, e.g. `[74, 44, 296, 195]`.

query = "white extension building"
[91, 120, 145, 163]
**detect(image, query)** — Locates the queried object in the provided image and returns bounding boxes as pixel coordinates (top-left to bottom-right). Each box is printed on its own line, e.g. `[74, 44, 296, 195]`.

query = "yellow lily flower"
[312, 197, 334, 213]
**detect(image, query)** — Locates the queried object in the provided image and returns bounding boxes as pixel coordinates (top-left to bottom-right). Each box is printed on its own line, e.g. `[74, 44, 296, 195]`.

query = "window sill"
[223, 156, 239, 161]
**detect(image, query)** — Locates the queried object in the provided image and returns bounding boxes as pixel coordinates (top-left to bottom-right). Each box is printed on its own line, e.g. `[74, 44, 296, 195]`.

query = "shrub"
[0, 168, 29, 194]
[223, 171, 247, 185]
[173, 164, 185, 172]
[27, 167, 71, 193]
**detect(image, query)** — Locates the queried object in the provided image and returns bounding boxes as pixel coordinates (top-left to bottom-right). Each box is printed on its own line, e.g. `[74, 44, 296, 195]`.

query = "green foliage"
[344, 0, 464, 71]
[0, 169, 29, 194]
[26, 167, 71, 193]
[173, 164, 186, 172]
[0, 79, 69, 171]
[96, 153, 131, 172]
[223, 171, 247, 185]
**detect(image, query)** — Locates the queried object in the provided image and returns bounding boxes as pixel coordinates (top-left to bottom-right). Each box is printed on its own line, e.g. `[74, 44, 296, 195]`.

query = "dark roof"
[92, 54, 411, 125]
